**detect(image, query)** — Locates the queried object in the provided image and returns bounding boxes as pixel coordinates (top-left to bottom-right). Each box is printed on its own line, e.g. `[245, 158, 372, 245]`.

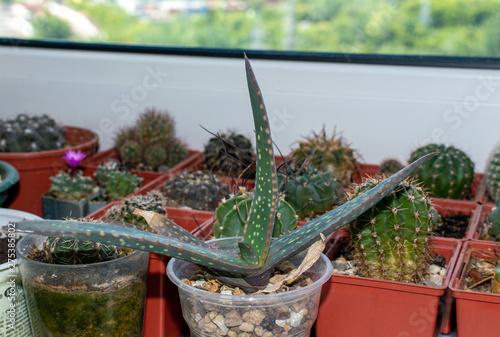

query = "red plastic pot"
[1, 127, 99, 216]
[81, 148, 201, 186]
[315, 237, 462, 337]
[450, 240, 500, 337]
[432, 198, 479, 240]
[467, 203, 496, 241]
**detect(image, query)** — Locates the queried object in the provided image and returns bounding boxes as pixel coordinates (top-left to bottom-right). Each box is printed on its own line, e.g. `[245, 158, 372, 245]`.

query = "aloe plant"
[12, 55, 435, 291]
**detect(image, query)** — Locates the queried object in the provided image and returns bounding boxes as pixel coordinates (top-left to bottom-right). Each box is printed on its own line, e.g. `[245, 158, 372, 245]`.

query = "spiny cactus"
[378, 158, 405, 176]
[213, 188, 297, 239]
[162, 171, 229, 211]
[115, 109, 188, 172]
[94, 159, 124, 188]
[105, 191, 167, 232]
[13, 56, 436, 291]
[289, 126, 360, 185]
[279, 164, 343, 218]
[43, 237, 119, 265]
[49, 171, 95, 201]
[486, 145, 500, 202]
[409, 144, 474, 200]
[348, 177, 439, 283]
[103, 171, 143, 201]
[0, 113, 65, 152]
[204, 132, 255, 179]
[488, 202, 500, 238]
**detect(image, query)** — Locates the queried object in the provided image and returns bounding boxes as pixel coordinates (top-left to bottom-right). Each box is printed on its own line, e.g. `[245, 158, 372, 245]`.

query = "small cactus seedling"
[409, 144, 474, 200]
[12, 56, 436, 291]
[348, 177, 439, 283]
[279, 164, 343, 218]
[0, 114, 65, 153]
[488, 201, 500, 239]
[49, 171, 95, 201]
[213, 188, 297, 239]
[289, 126, 360, 185]
[204, 132, 255, 179]
[486, 145, 500, 202]
[378, 158, 405, 176]
[115, 109, 188, 172]
[162, 171, 229, 211]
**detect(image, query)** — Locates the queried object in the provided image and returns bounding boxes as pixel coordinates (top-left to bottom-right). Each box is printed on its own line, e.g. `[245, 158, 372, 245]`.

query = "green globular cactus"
[213, 189, 298, 239]
[102, 171, 143, 201]
[348, 178, 439, 283]
[378, 158, 405, 176]
[14, 56, 437, 291]
[93, 160, 123, 188]
[485, 145, 500, 202]
[105, 191, 167, 232]
[162, 171, 229, 211]
[49, 171, 95, 201]
[204, 132, 255, 179]
[0, 113, 65, 153]
[114, 109, 188, 172]
[43, 237, 119, 265]
[279, 165, 343, 218]
[409, 144, 474, 200]
[487, 202, 500, 238]
[289, 126, 360, 186]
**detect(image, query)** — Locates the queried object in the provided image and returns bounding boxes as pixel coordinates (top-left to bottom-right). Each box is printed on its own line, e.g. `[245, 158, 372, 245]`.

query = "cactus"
[279, 165, 343, 218]
[13, 56, 436, 291]
[213, 188, 297, 239]
[493, 264, 500, 294]
[43, 237, 119, 265]
[486, 145, 500, 202]
[487, 202, 500, 238]
[204, 132, 255, 179]
[103, 171, 143, 201]
[0, 113, 65, 153]
[162, 171, 229, 211]
[348, 177, 439, 283]
[115, 109, 188, 172]
[409, 144, 474, 200]
[378, 158, 405, 176]
[289, 126, 359, 185]
[49, 171, 95, 201]
[93, 159, 124, 187]
[105, 191, 167, 232]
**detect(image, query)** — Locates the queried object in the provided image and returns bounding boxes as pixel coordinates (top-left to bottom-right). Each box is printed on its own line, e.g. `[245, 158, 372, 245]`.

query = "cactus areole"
[10, 55, 436, 291]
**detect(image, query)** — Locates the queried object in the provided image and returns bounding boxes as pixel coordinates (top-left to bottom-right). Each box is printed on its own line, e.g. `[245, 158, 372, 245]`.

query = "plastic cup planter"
[167, 237, 333, 337]
[17, 235, 149, 337]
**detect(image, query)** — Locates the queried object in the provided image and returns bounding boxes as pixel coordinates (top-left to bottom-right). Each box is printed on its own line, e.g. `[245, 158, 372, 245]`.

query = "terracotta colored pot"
[0, 127, 99, 216]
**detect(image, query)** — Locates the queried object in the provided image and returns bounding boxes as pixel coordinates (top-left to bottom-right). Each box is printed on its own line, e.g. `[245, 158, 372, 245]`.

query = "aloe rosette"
[11, 55, 435, 291]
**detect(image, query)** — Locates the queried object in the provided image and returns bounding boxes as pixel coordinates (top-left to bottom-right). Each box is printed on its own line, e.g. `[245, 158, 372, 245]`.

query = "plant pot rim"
[16, 234, 149, 269]
[166, 237, 333, 301]
[0, 126, 98, 158]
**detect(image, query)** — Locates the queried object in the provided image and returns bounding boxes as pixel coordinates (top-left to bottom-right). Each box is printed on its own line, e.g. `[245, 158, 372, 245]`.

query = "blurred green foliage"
[55, 0, 500, 57]
[32, 11, 72, 40]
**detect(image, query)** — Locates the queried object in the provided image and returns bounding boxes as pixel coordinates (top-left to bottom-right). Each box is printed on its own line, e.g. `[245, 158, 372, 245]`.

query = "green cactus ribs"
[49, 171, 96, 201]
[0, 113, 65, 152]
[348, 177, 439, 283]
[486, 144, 500, 202]
[115, 109, 188, 172]
[409, 144, 474, 200]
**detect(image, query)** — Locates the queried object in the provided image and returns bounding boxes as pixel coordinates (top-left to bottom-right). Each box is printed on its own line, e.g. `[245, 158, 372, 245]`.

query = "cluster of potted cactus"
[3, 56, 498, 337]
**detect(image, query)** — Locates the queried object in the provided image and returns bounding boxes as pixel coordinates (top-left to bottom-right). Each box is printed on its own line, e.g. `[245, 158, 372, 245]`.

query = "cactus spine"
[348, 178, 438, 283]
[49, 171, 95, 201]
[409, 144, 474, 199]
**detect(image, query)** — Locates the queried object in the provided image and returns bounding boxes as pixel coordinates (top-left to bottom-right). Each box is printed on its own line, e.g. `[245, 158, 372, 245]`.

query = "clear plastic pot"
[17, 234, 149, 337]
[167, 237, 333, 337]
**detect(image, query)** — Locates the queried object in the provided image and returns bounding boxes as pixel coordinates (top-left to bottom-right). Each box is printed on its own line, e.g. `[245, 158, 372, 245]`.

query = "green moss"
[24, 279, 145, 337]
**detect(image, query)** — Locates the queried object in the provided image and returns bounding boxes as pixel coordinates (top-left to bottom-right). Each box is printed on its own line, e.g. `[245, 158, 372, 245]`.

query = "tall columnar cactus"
[49, 171, 95, 201]
[213, 188, 297, 239]
[0, 114, 65, 152]
[409, 144, 474, 200]
[13, 56, 436, 291]
[162, 171, 229, 211]
[279, 165, 343, 218]
[204, 132, 255, 179]
[105, 191, 167, 232]
[348, 178, 439, 283]
[114, 109, 188, 172]
[289, 126, 359, 185]
[486, 145, 500, 202]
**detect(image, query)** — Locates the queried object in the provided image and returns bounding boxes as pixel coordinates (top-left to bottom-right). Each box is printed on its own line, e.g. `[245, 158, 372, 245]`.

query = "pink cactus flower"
[63, 150, 86, 168]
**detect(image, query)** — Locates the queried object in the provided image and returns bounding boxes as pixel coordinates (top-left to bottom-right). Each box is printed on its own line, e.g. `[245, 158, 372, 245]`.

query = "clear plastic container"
[17, 234, 149, 337]
[167, 237, 333, 337]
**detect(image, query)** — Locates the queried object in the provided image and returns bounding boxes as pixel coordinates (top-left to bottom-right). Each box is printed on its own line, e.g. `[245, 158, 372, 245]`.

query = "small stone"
[275, 260, 295, 273]
[289, 309, 304, 327]
[194, 313, 203, 322]
[430, 274, 443, 286]
[195, 280, 205, 287]
[220, 290, 233, 295]
[270, 274, 288, 284]
[254, 325, 266, 336]
[275, 319, 286, 327]
[239, 322, 254, 332]
[233, 287, 246, 295]
[439, 268, 447, 277]
[283, 323, 291, 331]
[204, 322, 218, 333]
[428, 264, 441, 275]
[262, 333, 273, 337]
[225, 310, 243, 327]
[227, 331, 237, 337]
[242, 310, 266, 325]
[478, 261, 496, 270]
[212, 314, 228, 334]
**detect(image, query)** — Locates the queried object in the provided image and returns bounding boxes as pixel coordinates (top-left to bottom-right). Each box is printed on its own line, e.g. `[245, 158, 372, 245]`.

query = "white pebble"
[275, 319, 287, 327]
[430, 274, 443, 287]
[289, 309, 304, 327]
[428, 264, 441, 275]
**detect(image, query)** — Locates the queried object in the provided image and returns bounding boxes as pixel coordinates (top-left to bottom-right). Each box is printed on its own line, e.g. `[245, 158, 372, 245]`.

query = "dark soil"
[434, 214, 471, 239]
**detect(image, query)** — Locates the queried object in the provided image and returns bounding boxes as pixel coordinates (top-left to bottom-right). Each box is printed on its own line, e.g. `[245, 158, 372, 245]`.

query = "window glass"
[2, 0, 499, 57]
